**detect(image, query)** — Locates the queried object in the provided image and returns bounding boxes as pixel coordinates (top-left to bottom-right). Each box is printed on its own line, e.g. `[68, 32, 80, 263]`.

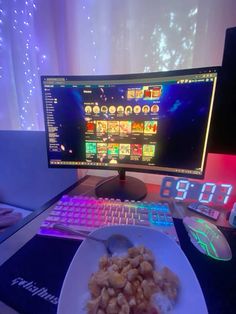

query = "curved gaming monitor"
[41, 67, 218, 200]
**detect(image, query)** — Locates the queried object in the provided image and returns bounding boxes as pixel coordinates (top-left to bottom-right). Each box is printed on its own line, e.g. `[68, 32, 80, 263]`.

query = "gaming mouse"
[183, 216, 232, 261]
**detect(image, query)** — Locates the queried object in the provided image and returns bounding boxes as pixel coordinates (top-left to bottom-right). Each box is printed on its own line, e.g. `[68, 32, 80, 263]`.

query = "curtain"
[0, 0, 236, 131]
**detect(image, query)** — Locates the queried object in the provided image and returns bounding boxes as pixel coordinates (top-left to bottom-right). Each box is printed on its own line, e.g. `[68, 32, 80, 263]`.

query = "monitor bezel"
[41, 66, 220, 179]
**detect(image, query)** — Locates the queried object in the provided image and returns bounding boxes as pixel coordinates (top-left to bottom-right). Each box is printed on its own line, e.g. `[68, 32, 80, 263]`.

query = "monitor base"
[95, 171, 147, 201]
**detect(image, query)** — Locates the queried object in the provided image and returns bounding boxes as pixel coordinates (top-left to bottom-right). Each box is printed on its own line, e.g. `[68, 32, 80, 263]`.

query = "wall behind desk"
[0, 131, 82, 209]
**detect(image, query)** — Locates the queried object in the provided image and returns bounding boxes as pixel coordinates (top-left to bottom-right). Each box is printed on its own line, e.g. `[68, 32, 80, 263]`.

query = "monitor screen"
[41, 67, 218, 179]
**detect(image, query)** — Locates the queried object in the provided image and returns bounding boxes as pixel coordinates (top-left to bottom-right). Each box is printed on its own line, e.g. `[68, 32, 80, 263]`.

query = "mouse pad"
[0, 236, 81, 314]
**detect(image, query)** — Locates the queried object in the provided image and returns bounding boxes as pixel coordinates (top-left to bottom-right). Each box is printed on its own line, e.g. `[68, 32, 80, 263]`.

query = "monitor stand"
[95, 169, 147, 201]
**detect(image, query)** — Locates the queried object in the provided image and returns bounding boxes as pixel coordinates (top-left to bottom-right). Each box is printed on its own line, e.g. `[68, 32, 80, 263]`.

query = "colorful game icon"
[96, 121, 107, 133]
[151, 105, 159, 113]
[117, 106, 124, 114]
[134, 105, 141, 114]
[144, 89, 152, 98]
[152, 86, 162, 98]
[143, 144, 155, 157]
[108, 143, 119, 155]
[86, 142, 96, 154]
[93, 105, 100, 114]
[125, 106, 132, 115]
[108, 121, 119, 134]
[144, 121, 158, 134]
[97, 143, 107, 155]
[119, 144, 131, 156]
[120, 121, 132, 135]
[85, 106, 92, 114]
[127, 89, 135, 99]
[131, 121, 144, 133]
[135, 89, 143, 99]
[131, 144, 142, 156]
[101, 106, 108, 113]
[109, 106, 116, 114]
[86, 121, 96, 133]
[142, 105, 150, 113]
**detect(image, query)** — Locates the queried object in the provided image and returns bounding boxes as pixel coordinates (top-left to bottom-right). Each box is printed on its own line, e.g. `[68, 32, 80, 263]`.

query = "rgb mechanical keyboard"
[38, 195, 178, 242]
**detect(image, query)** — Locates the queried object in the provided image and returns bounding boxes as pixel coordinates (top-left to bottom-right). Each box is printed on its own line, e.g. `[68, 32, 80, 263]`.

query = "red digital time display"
[160, 177, 233, 205]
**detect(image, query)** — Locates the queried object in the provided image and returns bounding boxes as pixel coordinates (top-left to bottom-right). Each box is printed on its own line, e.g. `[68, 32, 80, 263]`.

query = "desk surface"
[0, 175, 234, 314]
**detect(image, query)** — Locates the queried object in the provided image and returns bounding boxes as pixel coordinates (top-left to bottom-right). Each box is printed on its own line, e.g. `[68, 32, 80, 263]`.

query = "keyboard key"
[105, 217, 112, 223]
[133, 213, 139, 219]
[86, 220, 93, 226]
[60, 217, 68, 223]
[135, 219, 150, 227]
[45, 216, 60, 222]
[127, 218, 134, 225]
[139, 213, 149, 220]
[120, 218, 127, 224]
[50, 210, 61, 216]
[137, 208, 149, 214]
[113, 217, 119, 224]
[80, 219, 86, 226]
[40, 221, 54, 229]
[126, 212, 132, 218]
[94, 221, 101, 227]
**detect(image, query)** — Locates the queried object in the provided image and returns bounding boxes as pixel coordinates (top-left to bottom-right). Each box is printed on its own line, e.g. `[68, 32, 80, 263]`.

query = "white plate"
[57, 225, 207, 314]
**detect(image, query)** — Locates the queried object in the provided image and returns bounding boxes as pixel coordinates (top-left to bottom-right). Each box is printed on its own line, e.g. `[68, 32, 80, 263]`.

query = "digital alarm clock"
[160, 177, 233, 205]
